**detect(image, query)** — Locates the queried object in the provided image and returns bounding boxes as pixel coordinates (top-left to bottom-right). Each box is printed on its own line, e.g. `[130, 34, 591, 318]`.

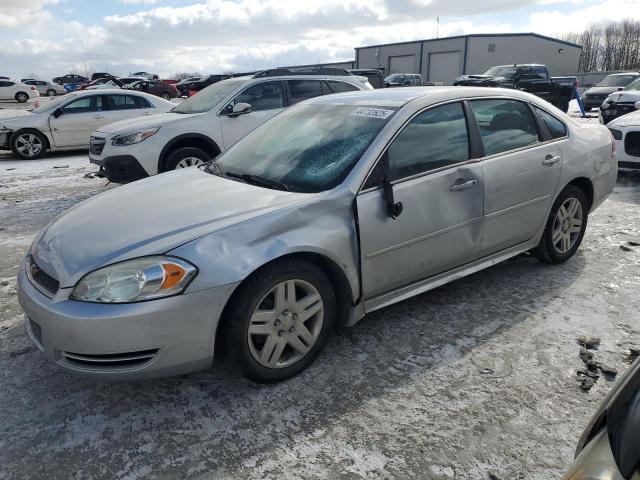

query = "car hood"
[582, 87, 618, 96]
[605, 90, 640, 104]
[0, 109, 33, 122]
[30, 168, 313, 287]
[94, 111, 200, 135]
[609, 110, 640, 127]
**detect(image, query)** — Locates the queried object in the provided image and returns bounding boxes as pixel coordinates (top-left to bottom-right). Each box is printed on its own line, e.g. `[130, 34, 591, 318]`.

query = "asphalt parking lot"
[1, 117, 640, 479]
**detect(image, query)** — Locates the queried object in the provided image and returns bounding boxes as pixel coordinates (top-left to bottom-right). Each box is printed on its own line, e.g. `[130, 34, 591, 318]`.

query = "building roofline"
[355, 32, 582, 51]
[277, 60, 355, 69]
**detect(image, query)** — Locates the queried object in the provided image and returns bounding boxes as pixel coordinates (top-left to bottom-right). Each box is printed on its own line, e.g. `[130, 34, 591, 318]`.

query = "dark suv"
[349, 69, 385, 88]
[52, 74, 88, 85]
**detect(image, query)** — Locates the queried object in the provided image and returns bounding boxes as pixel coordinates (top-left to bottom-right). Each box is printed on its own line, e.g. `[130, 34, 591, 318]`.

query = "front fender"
[168, 191, 361, 303]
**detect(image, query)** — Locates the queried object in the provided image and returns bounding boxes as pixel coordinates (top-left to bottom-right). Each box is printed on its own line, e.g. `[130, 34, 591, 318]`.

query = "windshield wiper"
[225, 171, 290, 191]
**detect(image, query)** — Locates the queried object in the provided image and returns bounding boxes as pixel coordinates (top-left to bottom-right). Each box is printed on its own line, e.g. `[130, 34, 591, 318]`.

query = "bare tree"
[173, 72, 203, 80]
[562, 19, 640, 72]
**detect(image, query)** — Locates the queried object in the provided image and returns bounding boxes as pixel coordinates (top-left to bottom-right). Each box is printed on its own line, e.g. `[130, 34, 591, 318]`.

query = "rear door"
[357, 102, 484, 300]
[0, 81, 15, 100]
[49, 94, 105, 147]
[102, 94, 154, 124]
[469, 98, 564, 256]
[218, 80, 285, 149]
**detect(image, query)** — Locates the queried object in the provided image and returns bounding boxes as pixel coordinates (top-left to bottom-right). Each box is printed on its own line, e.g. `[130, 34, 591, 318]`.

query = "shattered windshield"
[483, 66, 517, 79]
[215, 104, 397, 193]
[172, 79, 245, 114]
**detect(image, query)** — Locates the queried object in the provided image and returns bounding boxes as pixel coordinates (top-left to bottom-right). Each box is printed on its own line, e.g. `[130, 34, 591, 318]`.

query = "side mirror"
[617, 87, 624, 91]
[53, 108, 63, 118]
[635, 101, 640, 110]
[229, 102, 251, 117]
[383, 178, 403, 218]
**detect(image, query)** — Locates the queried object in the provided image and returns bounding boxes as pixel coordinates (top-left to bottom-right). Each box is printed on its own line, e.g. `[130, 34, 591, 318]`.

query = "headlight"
[111, 127, 159, 146]
[71, 256, 197, 303]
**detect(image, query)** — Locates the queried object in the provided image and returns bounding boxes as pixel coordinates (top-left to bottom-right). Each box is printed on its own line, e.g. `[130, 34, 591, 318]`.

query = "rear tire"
[161, 92, 171, 100]
[10, 130, 47, 160]
[532, 185, 588, 264]
[164, 147, 211, 171]
[15, 92, 29, 103]
[46, 89, 56, 97]
[223, 257, 336, 383]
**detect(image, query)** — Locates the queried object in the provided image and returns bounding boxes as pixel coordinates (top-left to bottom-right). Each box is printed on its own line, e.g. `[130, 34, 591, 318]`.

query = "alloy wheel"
[175, 157, 205, 168]
[248, 279, 324, 368]
[552, 197, 583, 254]
[15, 134, 43, 158]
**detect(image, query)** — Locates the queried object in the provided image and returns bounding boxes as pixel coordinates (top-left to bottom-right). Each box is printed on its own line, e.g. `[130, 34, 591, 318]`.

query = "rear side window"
[386, 102, 469, 181]
[0, 81, 14, 87]
[107, 95, 143, 110]
[532, 66, 548, 79]
[534, 107, 567, 139]
[288, 80, 324, 105]
[234, 81, 283, 111]
[470, 99, 540, 156]
[61, 96, 103, 114]
[326, 81, 358, 93]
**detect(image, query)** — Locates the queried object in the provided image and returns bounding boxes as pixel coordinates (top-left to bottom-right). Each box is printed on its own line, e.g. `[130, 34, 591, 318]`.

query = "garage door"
[428, 51, 461, 85]
[389, 55, 416, 74]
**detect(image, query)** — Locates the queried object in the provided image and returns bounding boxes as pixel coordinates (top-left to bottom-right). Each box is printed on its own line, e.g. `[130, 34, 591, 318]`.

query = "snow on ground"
[0, 127, 640, 479]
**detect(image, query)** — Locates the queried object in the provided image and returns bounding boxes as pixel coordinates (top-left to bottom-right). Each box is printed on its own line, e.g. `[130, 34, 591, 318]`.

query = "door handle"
[542, 154, 561, 166]
[450, 179, 478, 192]
[94, 114, 104, 119]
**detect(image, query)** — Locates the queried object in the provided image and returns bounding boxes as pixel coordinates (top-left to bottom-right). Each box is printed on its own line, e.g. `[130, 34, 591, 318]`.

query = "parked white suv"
[89, 69, 372, 183]
[0, 79, 40, 103]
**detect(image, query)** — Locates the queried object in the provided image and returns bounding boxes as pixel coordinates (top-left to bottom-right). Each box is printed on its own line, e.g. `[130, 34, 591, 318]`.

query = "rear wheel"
[224, 258, 336, 383]
[532, 185, 588, 264]
[15, 92, 29, 103]
[10, 130, 47, 160]
[46, 89, 56, 97]
[164, 146, 211, 171]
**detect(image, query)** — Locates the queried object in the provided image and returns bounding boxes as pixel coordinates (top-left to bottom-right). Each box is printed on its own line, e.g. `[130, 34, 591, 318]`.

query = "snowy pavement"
[1, 144, 640, 479]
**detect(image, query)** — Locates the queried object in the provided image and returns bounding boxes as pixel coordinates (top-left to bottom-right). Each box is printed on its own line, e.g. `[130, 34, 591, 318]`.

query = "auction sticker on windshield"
[350, 107, 395, 119]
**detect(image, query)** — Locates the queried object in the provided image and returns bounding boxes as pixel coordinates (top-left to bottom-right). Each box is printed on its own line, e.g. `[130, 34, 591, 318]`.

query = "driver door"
[356, 102, 485, 300]
[49, 94, 105, 147]
[219, 81, 285, 149]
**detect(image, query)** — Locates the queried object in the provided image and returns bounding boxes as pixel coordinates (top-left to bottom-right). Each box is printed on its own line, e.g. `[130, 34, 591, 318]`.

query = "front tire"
[15, 92, 29, 103]
[164, 146, 211, 171]
[533, 185, 588, 264]
[224, 258, 336, 383]
[10, 130, 47, 160]
[46, 89, 56, 97]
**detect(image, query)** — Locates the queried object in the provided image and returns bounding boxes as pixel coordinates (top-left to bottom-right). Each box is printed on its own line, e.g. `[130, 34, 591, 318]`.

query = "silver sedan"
[17, 87, 617, 383]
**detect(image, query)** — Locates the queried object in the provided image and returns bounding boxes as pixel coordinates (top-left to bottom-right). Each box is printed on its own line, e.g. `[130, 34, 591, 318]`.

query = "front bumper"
[90, 154, 149, 183]
[17, 260, 239, 380]
[0, 130, 10, 150]
[600, 103, 637, 124]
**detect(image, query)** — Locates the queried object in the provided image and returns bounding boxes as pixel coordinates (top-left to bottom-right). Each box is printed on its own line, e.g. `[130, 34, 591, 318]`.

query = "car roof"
[303, 86, 539, 108]
[607, 72, 640, 76]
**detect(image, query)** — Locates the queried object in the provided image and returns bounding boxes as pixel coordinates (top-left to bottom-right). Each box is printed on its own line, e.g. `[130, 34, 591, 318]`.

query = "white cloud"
[1, 0, 639, 80]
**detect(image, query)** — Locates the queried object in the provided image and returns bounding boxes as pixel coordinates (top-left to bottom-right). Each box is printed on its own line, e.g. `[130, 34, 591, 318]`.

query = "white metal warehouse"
[354, 33, 582, 84]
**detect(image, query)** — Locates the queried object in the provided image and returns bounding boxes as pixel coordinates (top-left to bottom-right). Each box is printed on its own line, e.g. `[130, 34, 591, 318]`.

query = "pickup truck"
[453, 64, 577, 112]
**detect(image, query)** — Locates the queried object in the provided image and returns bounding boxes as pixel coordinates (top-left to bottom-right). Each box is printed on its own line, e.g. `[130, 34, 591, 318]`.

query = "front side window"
[216, 104, 396, 193]
[470, 99, 540, 156]
[535, 107, 567, 139]
[386, 102, 469, 181]
[517, 67, 533, 80]
[288, 80, 324, 105]
[232, 81, 283, 111]
[61, 96, 103, 114]
[0, 81, 14, 87]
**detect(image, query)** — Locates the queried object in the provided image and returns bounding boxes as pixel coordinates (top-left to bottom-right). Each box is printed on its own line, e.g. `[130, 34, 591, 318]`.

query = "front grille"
[28, 257, 59, 296]
[61, 348, 159, 371]
[626, 132, 640, 157]
[89, 136, 106, 155]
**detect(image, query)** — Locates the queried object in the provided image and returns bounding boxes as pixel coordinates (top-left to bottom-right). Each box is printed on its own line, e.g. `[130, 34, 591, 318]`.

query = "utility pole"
[436, 16, 439, 39]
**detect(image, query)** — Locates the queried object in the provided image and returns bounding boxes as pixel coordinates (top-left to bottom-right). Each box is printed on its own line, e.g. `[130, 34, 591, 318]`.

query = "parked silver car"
[22, 79, 66, 97]
[17, 87, 617, 383]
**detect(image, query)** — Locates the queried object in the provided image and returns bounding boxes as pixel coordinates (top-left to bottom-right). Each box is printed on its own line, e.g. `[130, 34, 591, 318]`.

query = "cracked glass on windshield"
[216, 104, 397, 193]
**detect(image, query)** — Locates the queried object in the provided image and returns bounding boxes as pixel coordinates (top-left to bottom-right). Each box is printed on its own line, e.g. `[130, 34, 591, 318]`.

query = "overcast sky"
[1, 0, 639, 80]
